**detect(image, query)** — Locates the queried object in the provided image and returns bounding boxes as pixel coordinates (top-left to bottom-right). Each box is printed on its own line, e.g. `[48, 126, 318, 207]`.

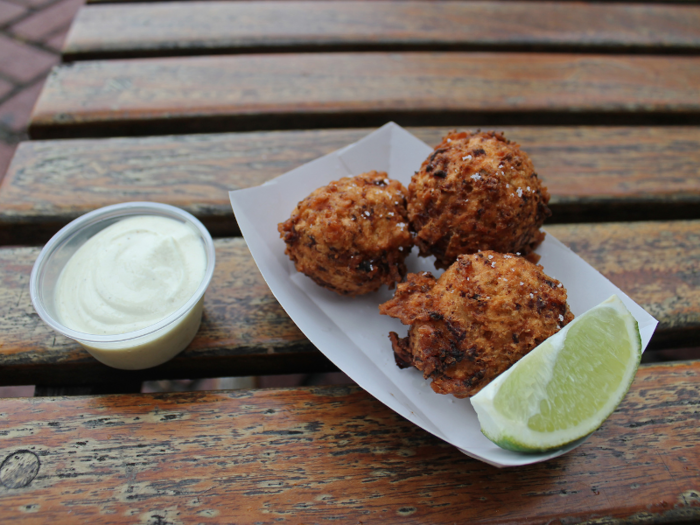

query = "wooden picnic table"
[1, 0, 699, 523]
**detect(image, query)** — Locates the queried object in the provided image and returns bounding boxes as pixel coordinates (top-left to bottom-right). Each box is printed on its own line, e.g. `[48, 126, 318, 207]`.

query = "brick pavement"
[0, 0, 84, 179]
[0, 0, 83, 397]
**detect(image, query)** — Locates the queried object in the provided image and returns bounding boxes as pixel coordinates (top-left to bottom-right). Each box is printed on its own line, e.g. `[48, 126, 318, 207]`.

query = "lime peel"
[470, 294, 642, 453]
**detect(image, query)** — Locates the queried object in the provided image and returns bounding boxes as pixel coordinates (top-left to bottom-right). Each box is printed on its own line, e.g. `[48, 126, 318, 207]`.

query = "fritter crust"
[279, 171, 413, 296]
[408, 130, 551, 269]
[379, 251, 574, 397]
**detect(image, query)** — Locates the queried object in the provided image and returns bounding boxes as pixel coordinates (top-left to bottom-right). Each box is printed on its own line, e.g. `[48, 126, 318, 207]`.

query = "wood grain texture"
[0, 238, 325, 388]
[1, 222, 699, 388]
[62, 1, 700, 61]
[0, 361, 698, 523]
[548, 222, 700, 350]
[3, 126, 700, 245]
[28, 52, 700, 139]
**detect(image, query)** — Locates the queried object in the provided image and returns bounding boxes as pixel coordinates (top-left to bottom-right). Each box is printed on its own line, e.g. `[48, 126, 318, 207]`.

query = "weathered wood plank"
[0, 361, 698, 523]
[548, 222, 700, 351]
[1, 222, 698, 388]
[62, 1, 700, 61]
[3, 126, 699, 245]
[29, 53, 700, 139]
[0, 238, 325, 388]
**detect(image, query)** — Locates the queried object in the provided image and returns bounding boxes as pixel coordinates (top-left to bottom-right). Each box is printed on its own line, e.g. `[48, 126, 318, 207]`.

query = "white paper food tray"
[229, 122, 658, 468]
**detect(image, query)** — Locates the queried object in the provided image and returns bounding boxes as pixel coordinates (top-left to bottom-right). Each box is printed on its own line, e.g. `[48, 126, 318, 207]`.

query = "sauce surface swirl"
[55, 215, 206, 335]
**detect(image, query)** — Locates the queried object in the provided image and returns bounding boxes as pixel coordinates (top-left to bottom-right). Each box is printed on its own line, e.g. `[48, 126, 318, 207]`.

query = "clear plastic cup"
[30, 202, 216, 370]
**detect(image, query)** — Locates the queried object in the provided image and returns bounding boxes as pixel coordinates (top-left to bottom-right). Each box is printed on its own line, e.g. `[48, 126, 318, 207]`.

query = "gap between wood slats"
[3, 127, 700, 245]
[28, 53, 700, 139]
[29, 110, 700, 141]
[0, 222, 698, 388]
[62, 1, 700, 61]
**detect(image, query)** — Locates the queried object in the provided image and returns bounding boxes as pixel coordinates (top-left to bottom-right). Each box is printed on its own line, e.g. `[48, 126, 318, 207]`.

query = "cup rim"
[29, 202, 216, 344]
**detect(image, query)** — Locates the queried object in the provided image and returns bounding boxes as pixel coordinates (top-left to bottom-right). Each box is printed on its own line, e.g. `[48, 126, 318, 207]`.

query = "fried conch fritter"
[408, 130, 551, 269]
[379, 251, 574, 398]
[279, 171, 413, 296]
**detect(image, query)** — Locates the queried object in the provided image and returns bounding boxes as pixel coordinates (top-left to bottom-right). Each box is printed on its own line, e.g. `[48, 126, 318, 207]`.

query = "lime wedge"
[470, 295, 642, 453]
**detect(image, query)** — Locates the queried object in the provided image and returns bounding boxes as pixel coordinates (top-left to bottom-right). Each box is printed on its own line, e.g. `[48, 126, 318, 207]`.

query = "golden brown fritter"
[379, 251, 573, 397]
[279, 171, 413, 296]
[408, 131, 551, 269]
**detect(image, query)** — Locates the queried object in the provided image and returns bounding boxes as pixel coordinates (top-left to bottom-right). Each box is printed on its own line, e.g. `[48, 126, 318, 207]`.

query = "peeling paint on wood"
[0, 238, 322, 388]
[0, 223, 698, 388]
[63, 2, 700, 61]
[548, 221, 700, 348]
[2, 126, 699, 245]
[0, 362, 697, 523]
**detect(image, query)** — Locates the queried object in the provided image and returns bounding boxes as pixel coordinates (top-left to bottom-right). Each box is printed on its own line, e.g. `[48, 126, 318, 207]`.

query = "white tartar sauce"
[55, 215, 207, 335]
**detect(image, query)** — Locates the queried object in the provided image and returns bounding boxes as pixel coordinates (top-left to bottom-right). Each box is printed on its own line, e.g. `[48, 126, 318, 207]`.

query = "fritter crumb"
[379, 251, 574, 397]
[408, 131, 551, 269]
[279, 171, 413, 296]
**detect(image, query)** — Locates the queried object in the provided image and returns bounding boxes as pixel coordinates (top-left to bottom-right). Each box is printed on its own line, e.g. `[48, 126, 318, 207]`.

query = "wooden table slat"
[1, 221, 699, 387]
[3, 126, 700, 246]
[63, 1, 700, 61]
[0, 361, 698, 523]
[0, 238, 322, 388]
[29, 52, 700, 139]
